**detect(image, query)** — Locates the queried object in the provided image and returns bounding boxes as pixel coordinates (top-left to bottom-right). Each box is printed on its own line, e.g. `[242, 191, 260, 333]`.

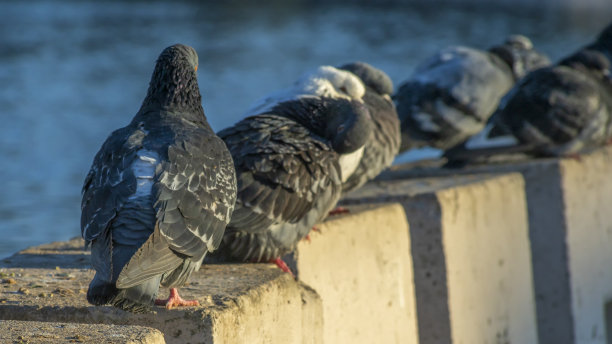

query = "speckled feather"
[213, 97, 371, 262]
[81, 44, 237, 312]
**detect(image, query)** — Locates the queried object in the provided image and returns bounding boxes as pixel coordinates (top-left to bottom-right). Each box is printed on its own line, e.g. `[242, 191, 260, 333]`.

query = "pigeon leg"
[301, 225, 322, 243]
[328, 206, 350, 216]
[271, 257, 295, 278]
[155, 288, 199, 309]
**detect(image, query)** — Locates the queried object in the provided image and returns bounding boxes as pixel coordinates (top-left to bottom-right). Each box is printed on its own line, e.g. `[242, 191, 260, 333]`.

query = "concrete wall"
[0, 204, 416, 344]
[342, 173, 538, 344]
[3, 146, 612, 343]
[292, 204, 419, 344]
[382, 145, 612, 344]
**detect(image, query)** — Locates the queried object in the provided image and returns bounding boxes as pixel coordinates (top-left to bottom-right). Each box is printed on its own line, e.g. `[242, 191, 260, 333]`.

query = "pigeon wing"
[220, 115, 340, 234]
[116, 129, 237, 288]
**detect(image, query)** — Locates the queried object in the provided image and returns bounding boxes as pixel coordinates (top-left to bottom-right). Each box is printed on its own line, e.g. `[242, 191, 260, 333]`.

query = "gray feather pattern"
[81, 44, 237, 312]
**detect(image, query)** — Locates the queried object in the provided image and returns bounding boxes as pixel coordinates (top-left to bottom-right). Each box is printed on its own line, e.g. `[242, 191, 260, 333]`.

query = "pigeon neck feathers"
[140, 44, 207, 126]
[488, 35, 550, 81]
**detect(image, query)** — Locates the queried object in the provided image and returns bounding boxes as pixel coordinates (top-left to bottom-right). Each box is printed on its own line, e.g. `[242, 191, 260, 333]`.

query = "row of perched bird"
[81, 22, 612, 313]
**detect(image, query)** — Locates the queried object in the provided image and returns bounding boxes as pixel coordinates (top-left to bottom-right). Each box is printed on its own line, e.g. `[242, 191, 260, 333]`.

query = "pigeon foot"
[155, 288, 199, 309]
[271, 257, 295, 278]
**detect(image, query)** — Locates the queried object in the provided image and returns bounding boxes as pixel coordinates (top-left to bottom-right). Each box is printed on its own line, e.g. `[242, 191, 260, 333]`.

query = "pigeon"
[482, 49, 612, 157]
[338, 62, 401, 193]
[81, 44, 237, 313]
[212, 96, 372, 273]
[243, 65, 366, 117]
[394, 34, 550, 152]
[444, 23, 612, 162]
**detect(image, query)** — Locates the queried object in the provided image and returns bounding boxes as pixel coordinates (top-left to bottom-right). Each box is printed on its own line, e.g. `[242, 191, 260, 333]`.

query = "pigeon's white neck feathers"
[338, 146, 365, 182]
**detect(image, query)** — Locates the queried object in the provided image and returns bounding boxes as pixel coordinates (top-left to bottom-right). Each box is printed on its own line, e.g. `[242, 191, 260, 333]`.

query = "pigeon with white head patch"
[211, 97, 372, 273]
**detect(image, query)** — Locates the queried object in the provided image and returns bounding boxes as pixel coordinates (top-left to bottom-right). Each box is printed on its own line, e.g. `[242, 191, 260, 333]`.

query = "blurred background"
[0, 0, 610, 258]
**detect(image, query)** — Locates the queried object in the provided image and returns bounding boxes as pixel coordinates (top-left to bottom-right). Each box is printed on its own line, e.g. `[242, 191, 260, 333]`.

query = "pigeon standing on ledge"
[212, 97, 372, 273]
[81, 44, 237, 312]
[394, 35, 550, 152]
[338, 62, 401, 193]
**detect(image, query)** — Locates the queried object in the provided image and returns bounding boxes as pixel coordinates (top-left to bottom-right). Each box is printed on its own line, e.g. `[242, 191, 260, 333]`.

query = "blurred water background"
[0, 0, 611, 258]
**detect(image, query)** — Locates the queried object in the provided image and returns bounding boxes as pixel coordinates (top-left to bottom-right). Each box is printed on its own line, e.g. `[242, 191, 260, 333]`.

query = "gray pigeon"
[445, 24, 612, 164]
[486, 50, 612, 157]
[81, 44, 237, 312]
[212, 97, 372, 273]
[394, 34, 550, 152]
[338, 62, 401, 193]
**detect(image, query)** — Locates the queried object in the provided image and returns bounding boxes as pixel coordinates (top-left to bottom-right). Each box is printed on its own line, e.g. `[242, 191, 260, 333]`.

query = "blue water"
[0, 1, 610, 258]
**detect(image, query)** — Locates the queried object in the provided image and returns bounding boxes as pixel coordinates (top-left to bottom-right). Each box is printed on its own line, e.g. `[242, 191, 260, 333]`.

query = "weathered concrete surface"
[0, 242, 322, 344]
[292, 204, 419, 344]
[342, 173, 537, 344]
[383, 145, 612, 344]
[0, 319, 165, 343]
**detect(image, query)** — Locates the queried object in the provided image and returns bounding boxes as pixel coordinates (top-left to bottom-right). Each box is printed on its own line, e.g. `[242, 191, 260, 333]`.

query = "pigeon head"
[560, 50, 611, 80]
[489, 34, 551, 80]
[597, 22, 612, 46]
[299, 66, 366, 100]
[141, 44, 203, 115]
[338, 61, 394, 96]
[324, 99, 373, 154]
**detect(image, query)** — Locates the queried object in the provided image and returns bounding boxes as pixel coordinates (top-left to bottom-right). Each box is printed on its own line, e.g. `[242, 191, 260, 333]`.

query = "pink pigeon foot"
[155, 288, 199, 309]
[271, 257, 295, 278]
[328, 206, 350, 216]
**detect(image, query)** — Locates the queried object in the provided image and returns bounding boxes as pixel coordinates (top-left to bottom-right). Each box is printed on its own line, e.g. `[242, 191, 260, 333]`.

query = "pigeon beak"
[195, 65, 198, 72]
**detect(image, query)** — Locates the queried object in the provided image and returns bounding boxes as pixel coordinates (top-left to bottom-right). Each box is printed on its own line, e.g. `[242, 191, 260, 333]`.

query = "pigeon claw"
[271, 257, 295, 278]
[155, 288, 199, 309]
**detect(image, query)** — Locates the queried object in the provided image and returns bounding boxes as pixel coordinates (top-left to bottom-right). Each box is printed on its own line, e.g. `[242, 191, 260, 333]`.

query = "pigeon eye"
[337, 124, 346, 133]
[339, 86, 348, 94]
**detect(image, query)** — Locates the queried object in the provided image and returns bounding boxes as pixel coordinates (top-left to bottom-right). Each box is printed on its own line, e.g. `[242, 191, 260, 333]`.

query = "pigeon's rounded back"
[339, 61, 394, 96]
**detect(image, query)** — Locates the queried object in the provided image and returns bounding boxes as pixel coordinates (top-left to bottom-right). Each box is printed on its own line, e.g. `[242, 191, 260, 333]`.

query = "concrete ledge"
[342, 173, 538, 344]
[0, 243, 322, 344]
[292, 204, 419, 344]
[384, 146, 612, 344]
[0, 319, 165, 344]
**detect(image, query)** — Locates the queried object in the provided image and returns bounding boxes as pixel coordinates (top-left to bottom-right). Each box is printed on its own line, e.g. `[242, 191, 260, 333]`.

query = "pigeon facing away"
[243, 65, 366, 117]
[338, 62, 401, 193]
[81, 44, 237, 312]
[394, 35, 550, 152]
[213, 97, 372, 272]
[487, 48, 612, 157]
